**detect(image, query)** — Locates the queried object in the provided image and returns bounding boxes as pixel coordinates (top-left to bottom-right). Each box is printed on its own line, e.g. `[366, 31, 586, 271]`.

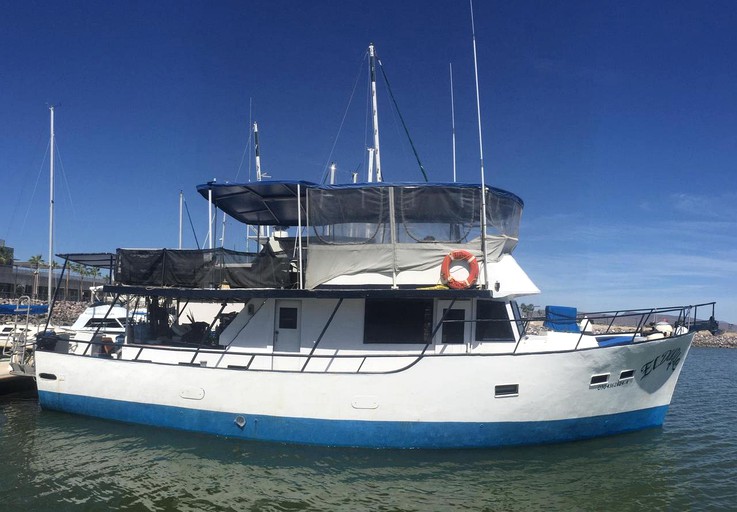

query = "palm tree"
[0, 246, 13, 266]
[28, 255, 44, 300]
[68, 263, 82, 301]
[89, 266, 101, 288]
[28, 254, 44, 268]
[78, 265, 90, 302]
[64, 262, 71, 300]
[48, 260, 59, 299]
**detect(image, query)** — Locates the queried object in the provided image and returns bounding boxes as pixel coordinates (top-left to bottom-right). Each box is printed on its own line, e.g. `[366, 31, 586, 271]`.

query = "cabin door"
[274, 300, 301, 352]
[434, 300, 471, 354]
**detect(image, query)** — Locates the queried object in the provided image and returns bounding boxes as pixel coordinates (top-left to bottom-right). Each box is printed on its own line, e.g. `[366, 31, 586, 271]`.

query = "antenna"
[450, 63, 457, 182]
[178, 190, 183, 249]
[470, 0, 489, 289]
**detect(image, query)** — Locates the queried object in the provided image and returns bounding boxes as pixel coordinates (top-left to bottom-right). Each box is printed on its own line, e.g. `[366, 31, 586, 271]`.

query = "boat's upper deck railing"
[305, 184, 523, 246]
[517, 302, 719, 351]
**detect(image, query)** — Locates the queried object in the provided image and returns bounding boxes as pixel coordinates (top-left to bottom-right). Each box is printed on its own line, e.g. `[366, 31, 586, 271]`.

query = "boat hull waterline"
[36, 333, 692, 448]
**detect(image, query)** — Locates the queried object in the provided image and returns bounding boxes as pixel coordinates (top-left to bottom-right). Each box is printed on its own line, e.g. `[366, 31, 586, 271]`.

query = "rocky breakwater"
[0, 299, 87, 327]
[49, 301, 88, 326]
[694, 330, 737, 349]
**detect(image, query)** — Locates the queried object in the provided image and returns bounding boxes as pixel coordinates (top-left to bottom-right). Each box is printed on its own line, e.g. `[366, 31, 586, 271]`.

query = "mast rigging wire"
[19, 141, 50, 238]
[376, 57, 429, 182]
[182, 195, 201, 249]
[321, 52, 367, 184]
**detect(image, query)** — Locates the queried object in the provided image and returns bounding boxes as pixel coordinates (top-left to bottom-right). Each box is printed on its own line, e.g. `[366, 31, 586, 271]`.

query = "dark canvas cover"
[116, 247, 292, 289]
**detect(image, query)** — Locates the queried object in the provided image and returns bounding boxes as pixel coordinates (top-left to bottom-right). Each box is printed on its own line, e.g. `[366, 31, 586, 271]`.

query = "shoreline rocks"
[693, 331, 737, 349]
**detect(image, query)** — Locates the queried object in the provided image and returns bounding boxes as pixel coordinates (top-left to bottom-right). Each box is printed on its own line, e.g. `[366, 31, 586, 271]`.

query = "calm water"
[1, 347, 736, 512]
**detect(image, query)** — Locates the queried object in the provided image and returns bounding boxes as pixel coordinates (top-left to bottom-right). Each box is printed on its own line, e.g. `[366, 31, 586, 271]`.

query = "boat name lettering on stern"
[641, 348, 682, 379]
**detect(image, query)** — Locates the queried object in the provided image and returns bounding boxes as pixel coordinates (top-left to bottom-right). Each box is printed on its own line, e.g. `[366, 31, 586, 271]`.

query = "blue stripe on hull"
[38, 391, 668, 449]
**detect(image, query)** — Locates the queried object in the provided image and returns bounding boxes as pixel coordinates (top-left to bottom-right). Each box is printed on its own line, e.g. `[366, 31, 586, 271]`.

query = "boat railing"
[32, 302, 715, 375]
[6, 296, 39, 375]
[517, 301, 717, 352]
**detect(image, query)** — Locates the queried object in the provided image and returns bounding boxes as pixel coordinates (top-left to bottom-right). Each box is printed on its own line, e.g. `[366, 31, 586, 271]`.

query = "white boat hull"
[34, 332, 693, 448]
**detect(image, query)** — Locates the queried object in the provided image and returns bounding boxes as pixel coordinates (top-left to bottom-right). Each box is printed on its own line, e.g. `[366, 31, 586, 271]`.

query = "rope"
[55, 139, 78, 222]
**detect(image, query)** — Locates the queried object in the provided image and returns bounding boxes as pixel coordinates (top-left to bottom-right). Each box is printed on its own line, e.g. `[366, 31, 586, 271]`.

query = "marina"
[2, 1, 737, 509]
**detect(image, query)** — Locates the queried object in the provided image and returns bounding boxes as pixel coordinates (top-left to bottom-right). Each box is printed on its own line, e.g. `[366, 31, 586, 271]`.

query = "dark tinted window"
[279, 307, 298, 329]
[364, 299, 432, 344]
[442, 308, 465, 344]
[476, 301, 514, 341]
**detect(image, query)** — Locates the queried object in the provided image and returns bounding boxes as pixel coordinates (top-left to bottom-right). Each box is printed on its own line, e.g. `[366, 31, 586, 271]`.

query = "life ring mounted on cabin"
[440, 250, 479, 289]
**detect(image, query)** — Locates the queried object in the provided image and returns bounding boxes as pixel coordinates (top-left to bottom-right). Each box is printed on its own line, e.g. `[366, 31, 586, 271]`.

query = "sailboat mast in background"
[47, 106, 55, 305]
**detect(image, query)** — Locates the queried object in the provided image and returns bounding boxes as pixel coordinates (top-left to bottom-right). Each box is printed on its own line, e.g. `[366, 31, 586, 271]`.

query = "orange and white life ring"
[440, 250, 479, 289]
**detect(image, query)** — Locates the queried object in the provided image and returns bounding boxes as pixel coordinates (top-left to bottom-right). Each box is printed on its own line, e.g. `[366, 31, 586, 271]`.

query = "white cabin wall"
[298, 299, 365, 351]
[219, 300, 275, 350]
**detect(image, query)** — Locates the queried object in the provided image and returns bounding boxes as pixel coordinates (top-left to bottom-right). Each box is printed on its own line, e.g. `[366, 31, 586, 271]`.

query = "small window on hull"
[620, 369, 635, 380]
[495, 384, 519, 397]
[590, 374, 610, 386]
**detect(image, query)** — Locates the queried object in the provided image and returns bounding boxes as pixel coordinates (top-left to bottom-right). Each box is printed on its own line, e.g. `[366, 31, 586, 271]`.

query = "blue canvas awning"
[197, 181, 314, 226]
[197, 181, 524, 229]
[0, 304, 48, 315]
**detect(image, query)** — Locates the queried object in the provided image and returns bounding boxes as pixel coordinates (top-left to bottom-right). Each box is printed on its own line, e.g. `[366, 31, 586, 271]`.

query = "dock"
[0, 363, 36, 395]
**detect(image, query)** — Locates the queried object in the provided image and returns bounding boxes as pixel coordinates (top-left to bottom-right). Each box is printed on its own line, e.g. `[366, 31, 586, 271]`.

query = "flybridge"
[197, 181, 525, 289]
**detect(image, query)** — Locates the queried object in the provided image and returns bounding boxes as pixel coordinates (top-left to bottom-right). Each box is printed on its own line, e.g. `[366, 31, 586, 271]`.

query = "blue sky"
[1, 1, 736, 322]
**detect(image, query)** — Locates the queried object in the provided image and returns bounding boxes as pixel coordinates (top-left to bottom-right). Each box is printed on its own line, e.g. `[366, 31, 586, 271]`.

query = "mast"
[368, 43, 382, 182]
[470, 0, 490, 289]
[252, 121, 270, 242]
[254, 121, 262, 182]
[47, 106, 55, 305]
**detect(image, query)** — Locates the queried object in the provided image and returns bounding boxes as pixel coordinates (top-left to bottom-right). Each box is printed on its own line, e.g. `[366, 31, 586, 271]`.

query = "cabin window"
[364, 299, 432, 344]
[441, 308, 465, 344]
[278, 307, 299, 329]
[84, 318, 125, 329]
[475, 301, 515, 341]
[510, 301, 526, 337]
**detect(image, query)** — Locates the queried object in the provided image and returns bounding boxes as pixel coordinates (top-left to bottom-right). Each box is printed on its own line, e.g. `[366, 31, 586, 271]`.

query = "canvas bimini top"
[194, 181, 526, 290]
[197, 181, 524, 238]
